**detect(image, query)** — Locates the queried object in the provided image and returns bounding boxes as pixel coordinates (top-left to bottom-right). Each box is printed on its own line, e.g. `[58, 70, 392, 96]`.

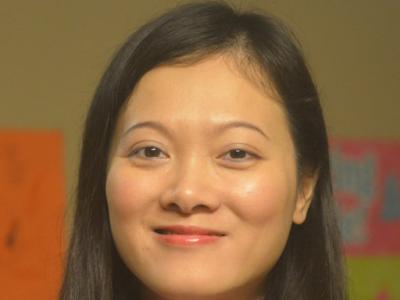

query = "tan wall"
[1, 0, 399, 205]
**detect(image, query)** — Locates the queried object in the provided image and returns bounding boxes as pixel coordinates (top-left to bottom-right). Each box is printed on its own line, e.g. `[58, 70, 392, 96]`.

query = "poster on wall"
[330, 139, 400, 299]
[0, 130, 65, 300]
[330, 139, 400, 255]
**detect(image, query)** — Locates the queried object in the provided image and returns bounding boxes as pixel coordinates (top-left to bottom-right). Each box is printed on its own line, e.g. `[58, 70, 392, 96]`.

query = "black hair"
[60, 1, 347, 299]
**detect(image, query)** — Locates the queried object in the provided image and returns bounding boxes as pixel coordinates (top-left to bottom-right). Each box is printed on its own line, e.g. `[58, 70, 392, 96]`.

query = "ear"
[292, 173, 318, 225]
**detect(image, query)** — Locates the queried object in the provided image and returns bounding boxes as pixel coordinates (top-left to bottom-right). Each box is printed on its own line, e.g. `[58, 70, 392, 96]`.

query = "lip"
[153, 225, 226, 246]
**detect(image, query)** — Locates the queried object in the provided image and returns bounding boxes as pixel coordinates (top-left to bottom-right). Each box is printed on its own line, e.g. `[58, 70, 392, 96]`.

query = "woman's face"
[106, 55, 314, 300]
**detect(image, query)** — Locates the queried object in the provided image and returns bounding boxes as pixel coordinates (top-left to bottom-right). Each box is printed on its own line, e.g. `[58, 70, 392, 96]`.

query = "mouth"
[153, 225, 226, 246]
[154, 225, 226, 236]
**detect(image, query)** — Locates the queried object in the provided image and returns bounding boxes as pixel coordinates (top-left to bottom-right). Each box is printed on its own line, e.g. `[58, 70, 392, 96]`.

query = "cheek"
[105, 163, 157, 220]
[227, 166, 297, 225]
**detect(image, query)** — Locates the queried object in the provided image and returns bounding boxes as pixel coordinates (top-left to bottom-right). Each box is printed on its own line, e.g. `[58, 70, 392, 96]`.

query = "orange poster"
[0, 131, 65, 300]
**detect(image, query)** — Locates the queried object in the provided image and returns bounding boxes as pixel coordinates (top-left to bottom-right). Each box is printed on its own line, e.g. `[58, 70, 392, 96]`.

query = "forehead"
[117, 55, 289, 140]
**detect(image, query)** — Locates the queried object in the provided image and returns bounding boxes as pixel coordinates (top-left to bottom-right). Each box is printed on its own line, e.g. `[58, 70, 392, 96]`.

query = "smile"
[153, 225, 226, 246]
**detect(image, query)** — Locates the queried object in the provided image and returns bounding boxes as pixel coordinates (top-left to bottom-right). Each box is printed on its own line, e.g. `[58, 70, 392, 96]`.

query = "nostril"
[165, 202, 181, 212]
[191, 204, 212, 213]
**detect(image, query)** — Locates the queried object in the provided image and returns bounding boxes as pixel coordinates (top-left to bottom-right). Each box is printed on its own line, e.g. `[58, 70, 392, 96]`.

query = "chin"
[145, 287, 235, 300]
[140, 273, 237, 300]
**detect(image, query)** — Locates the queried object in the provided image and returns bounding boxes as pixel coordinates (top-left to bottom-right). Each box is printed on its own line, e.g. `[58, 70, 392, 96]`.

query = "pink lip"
[153, 225, 226, 246]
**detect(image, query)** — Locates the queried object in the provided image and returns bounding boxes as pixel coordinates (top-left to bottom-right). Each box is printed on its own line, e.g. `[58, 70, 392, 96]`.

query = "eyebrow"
[121, 120, 270, 140]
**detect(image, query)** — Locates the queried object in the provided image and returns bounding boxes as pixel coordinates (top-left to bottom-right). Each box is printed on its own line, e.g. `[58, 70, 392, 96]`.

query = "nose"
[159, 157, 221, 215]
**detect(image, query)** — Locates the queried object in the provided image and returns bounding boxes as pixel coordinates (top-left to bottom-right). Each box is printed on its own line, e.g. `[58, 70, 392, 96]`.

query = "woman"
[60, 1, 347, 299]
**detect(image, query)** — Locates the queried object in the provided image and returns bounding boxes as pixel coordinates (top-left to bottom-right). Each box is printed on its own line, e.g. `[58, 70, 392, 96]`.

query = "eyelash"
[129, 146, 259, 162]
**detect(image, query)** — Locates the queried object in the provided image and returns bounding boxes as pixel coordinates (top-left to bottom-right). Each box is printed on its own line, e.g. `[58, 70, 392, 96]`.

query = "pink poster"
[330, 139, 400, 256]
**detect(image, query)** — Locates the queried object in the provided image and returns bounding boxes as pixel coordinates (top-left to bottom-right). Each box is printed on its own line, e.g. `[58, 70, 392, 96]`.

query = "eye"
[221, 148, 258, 162]
[129, 146, 168, 159]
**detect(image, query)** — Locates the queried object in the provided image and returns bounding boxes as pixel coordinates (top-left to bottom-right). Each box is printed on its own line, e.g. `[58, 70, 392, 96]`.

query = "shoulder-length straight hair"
[60, 1, 347, 299]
